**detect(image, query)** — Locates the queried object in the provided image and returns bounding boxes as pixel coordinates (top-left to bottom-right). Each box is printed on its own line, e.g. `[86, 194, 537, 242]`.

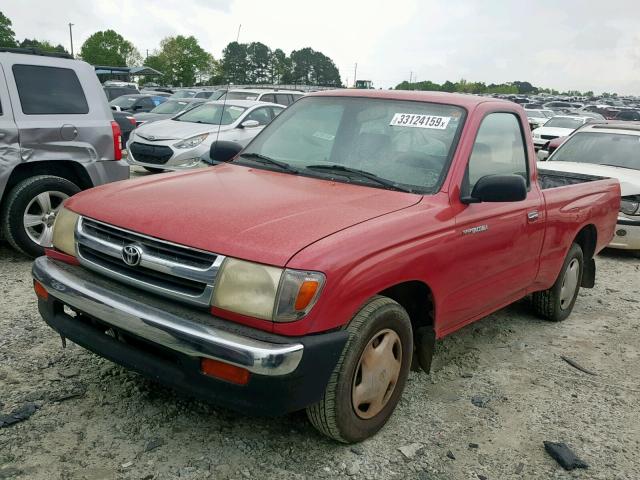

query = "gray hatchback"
[0, 49, 129, 257]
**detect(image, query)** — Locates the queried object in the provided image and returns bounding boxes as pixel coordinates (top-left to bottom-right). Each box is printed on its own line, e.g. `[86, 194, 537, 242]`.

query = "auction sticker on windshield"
[390, 113, 451, 129]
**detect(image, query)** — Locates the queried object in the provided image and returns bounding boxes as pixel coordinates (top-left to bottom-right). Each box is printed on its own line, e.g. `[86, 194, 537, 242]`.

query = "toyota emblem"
[122, 245, 143, 266]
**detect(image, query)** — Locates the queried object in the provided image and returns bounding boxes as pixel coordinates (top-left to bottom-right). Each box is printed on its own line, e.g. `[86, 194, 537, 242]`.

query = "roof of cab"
[307, 89, 511, 109]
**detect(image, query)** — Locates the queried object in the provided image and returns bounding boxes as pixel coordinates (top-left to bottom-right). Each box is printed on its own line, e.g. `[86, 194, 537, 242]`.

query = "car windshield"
[226, 91, 259, 101]
[171, 90, 196, 99]
[239, 97, 466, 193]
[544, 117, 584, 129]
[550, 132, 640, 170]
[151, 100, 189, 114]
[110, 96, 138, 107]
[209, 90, 226, 100]
[174, 103, 247, 125]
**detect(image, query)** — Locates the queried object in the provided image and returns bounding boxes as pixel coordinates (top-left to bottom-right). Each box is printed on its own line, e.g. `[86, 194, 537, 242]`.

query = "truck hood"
[65, 164, 421, 266]
[134, 119, 228, 141]
[538, 161, 640, 196]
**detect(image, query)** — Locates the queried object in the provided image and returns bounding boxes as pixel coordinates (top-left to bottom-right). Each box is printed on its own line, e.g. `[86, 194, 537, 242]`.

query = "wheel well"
[379, 281, 434, 332]
[574, 224, 597, 259]
[1, 161, 92, 207]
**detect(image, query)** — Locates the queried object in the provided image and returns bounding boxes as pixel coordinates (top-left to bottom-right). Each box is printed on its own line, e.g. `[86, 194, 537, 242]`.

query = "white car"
[126, 100, 284, 171]
[538, 122, 640, 253]
[531, 116, 592, 150]
[224, 89, 304, 106]
[525, 108, 554, 130]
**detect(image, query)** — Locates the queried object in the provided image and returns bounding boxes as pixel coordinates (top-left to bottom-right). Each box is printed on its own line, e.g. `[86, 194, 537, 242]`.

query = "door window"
[245, 107, 272, 126]
[466, 113, 528, 193]
[275, 94, 292, 106]
[13, 65, 89, 114]
[260, 93, 276, 103]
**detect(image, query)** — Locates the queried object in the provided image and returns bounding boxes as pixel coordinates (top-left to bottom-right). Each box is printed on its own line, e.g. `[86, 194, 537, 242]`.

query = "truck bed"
[538, 169, 606, 190]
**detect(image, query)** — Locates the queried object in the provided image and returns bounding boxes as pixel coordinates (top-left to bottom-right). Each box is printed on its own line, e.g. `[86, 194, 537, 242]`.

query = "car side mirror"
[240, 120, 260, 129]
[537, 150, 549, 161]
[461, 174, 527, 204]
[207, 140, 243, 163]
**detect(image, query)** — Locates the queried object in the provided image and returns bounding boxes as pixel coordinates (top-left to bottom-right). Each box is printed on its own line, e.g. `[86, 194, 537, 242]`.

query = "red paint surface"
[65, 91, 621, 338]
[45, 248, 80, 265]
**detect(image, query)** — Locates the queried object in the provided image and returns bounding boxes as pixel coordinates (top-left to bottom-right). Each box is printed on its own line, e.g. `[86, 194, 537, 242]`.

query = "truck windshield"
[239, 97, 465, 193]
[550, 132, 640, 170]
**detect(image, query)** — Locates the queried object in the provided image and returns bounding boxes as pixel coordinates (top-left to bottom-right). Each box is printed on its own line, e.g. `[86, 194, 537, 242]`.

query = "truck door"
[439, 111, 545, 332]
[0, 63, 20, 193]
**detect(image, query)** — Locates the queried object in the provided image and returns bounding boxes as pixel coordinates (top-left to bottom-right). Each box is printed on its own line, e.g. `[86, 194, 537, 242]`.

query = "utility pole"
[68, 23, 74, 57]
[353, 63, 358, 88]
[236, 24, 242, 43]
[409, 71, 413, 84]
[146, 49, 149, 59]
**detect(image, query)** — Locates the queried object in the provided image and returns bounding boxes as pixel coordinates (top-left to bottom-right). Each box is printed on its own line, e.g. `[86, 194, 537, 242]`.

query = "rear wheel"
[306, 296, 413, 443]
[532, 243, 584, 322]
[1, 175, 80, 257]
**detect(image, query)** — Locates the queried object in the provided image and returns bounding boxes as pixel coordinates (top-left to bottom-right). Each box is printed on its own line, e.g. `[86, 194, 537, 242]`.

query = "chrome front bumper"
[32, 256, 303, 376]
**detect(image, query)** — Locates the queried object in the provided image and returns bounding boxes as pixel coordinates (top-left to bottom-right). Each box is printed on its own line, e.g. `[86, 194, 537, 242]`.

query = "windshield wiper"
[305, 164, 415, 193]
[238, 152, 299, 173]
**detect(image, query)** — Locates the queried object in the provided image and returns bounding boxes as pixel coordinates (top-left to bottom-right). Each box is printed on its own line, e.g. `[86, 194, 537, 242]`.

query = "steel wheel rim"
[559, 258, 580, 310]
[23, 191, 68, 247]
[352, 328, 402, 419]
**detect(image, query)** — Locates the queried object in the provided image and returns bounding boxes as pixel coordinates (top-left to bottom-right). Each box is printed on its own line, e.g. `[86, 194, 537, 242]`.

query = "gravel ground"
[1, 230, 639, 479]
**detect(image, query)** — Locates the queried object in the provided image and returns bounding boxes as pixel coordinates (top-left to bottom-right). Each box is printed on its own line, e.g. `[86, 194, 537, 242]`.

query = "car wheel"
[1, 175, 80, 258]
[532, 243, 584, 322]
[306, 296, 413, 443]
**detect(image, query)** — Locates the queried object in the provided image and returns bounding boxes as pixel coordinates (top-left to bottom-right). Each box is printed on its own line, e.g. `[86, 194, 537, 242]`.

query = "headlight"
[174, 133, 208, 149]
[533, 132, 540, 138]
[52, 207, 79, 256]
[620, 199, 640, 216]
[211, 258, 325, 322]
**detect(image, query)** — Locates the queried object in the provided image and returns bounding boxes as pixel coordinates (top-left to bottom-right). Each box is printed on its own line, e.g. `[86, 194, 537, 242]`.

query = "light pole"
[353, 63, 358, 88]
[68, 23, 74, 57]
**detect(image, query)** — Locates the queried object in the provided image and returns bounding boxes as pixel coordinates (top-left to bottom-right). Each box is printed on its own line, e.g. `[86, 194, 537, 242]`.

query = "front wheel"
[306, 296, 413, 443]
[532, 243, 584, 322]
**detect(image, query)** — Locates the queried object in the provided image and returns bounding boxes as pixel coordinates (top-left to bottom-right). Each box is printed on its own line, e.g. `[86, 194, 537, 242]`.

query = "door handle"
[527, 210, 539, 222]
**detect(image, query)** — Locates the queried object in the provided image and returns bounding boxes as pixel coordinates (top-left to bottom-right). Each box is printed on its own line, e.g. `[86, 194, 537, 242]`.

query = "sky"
[4, 0, 640, 95]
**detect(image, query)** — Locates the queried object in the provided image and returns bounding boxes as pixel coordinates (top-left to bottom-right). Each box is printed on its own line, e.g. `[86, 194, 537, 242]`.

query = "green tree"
[289, 47, 341, 86]
[269, 48, 291, 84]
[80, 30, 141, 66]
[0, 11, 17, 48]
[19, 38, 68, 54]
[246, 42, 271, 83]
[148, 36, 214, 86]
[220, 41, 249, 84]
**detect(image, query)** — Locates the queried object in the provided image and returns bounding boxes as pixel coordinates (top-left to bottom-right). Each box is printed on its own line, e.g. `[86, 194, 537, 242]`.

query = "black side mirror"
[207, 140, 243, 163]
[462, 174, 527, 204]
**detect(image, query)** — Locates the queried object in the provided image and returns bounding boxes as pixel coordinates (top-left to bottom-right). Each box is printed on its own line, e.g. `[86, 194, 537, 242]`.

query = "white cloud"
[3, 0, 640, 94]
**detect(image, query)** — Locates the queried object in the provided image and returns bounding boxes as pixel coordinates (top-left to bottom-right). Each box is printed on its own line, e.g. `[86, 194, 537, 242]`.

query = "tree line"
[0, 10, 341, 88]
[395, 79, 597, 98]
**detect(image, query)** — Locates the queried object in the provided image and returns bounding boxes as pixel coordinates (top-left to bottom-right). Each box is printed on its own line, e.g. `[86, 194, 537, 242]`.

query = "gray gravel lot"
[1, 189, 639, 479]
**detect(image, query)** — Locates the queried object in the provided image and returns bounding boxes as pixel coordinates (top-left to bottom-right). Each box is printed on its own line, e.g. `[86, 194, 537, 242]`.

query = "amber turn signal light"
[200, 358, 250, 385]
[294, 280, 319, 311]
[34, 280, 49, 300]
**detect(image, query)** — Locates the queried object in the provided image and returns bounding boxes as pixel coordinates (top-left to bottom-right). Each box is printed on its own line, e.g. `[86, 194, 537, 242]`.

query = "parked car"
[539, 122, 640, 253]
[524, 109, 554, 130]
[169, 89, 225, 100]
[537, 135, 567, 160]
[224, 89, 304, 106]
[127, 100, 284, 171]
[103, 82, 139, 101]
[34, 91, 619, 443]
[0, 49, 128, 257]
[132, 98, 207, 126]
[109, 94, 167, 113]
[543, 101, 575, 112]
[112, 110, 137, 145]
[614, 109, 640, 121]
[139, 89, 172, 98]
[531, 115, 592, 150]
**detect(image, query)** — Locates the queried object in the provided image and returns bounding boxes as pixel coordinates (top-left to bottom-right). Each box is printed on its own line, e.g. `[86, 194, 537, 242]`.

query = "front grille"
[541, 135, 559, 140]
[129, 142, 173, 165]
[76, 217, 225, 307]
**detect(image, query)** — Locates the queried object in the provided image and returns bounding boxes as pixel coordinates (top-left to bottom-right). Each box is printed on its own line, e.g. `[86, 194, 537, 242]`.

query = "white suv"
[224, 89, 304, 106]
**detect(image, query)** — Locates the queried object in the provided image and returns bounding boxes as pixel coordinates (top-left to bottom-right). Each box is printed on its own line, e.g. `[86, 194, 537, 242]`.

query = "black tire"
[1, 175, 80, 258]
[532, 243, 584, 322]
[143, 166, 164, 173]
[306, 296, 413, 443]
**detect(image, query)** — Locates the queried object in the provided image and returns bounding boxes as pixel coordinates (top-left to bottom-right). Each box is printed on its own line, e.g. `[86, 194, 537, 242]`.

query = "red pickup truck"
[32, 90, 620, 443]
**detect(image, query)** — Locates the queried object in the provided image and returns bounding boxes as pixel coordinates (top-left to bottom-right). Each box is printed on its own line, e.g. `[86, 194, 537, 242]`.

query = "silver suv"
[0, 49, 129, 257]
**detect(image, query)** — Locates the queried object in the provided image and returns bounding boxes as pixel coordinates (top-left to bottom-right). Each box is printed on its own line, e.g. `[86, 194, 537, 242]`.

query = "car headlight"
[620, 199, 640, 216]
[211, 258, 325, 322]
[533, 132, 540, 138]
[52, 207, 79, 256]
[174, 133, 209, 149]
